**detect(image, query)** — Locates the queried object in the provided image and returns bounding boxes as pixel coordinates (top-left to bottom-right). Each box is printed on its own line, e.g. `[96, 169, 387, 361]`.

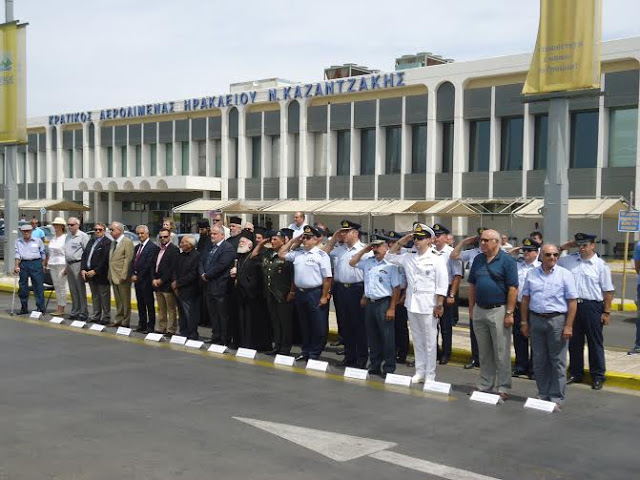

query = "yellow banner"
[0, 22, 27, 145]
[523, 0, 602, 95]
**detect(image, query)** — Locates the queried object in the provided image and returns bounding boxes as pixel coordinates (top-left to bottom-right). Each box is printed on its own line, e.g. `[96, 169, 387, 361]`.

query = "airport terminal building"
[2, 36, 640, 246]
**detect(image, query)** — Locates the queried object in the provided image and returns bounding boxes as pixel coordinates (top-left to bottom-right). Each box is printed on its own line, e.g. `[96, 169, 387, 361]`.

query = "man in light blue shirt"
[14, 224, 46, 314]
[350, 234, 402, 377]
[30, 218, 46, 241]
[630, 240, 640, 355]
[521, 244, 578, 408]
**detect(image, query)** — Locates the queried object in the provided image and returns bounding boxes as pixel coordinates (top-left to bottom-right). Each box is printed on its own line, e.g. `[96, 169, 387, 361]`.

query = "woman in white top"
[47, 217, 68, 316]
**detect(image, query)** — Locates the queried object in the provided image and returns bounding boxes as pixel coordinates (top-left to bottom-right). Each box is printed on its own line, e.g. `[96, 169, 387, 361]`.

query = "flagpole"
[3, 0, 19, 274]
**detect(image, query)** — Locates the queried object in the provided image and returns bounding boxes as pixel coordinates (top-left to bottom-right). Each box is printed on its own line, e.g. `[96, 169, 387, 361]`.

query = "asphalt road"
[1, 312, 639, 480]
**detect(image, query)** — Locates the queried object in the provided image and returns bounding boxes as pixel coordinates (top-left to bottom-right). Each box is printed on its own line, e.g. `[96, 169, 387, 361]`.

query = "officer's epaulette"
[318, 249, 328, 257]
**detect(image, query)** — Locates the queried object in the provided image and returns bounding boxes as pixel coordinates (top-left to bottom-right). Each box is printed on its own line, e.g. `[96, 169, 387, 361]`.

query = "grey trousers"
[474, 305, 512, 393]
[530, 313, 568, 404]
[66, 262, 88, 319]
[88, 279, 111, 323]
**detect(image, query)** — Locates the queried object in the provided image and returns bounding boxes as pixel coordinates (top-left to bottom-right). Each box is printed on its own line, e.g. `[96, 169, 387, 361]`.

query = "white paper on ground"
[208, 344, 227, 354]
[524, 397, 557, 413]
[470, 391, 501, 405]
[49, 317, 64, 324]
[185, 340, 204, 349]
[70, 320, 86, 329]
[305, 359, 329, 372]
[344, 367, 368, 380]
[145, 333, 164, 342]
[30, 311, 42, 319]
[236, 348, 257, 359]
[170, 335, 187, 345]
[89, 323, 106, 332]
[274, 354, 295, 366]
[384, 373, 412, 387]
[423, 381, 451, 395]
[116, 326, 132, 336]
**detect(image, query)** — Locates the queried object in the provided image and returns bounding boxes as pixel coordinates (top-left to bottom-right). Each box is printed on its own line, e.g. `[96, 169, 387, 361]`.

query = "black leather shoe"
[592, 379, 604, 390]
[439, 355, 450, 365]
[337, 360, 355, 367]
[134, 326, 147, 333]
[368, 368, 382, 376]
[295, 355, 308, 362]
[18, 307, 29, 315]
[330, 340, 344, 347]
[512, 368, 528, 377]
[464, 359, 479, 369]
[265, 350, 278, 356]
[567, 376, 583, 385]
[396, 357, 407, 364]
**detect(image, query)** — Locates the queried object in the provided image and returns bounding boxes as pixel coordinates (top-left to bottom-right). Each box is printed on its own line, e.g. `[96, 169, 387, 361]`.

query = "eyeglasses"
[479, 238, 496, 243]
[108, 228, 116, 232]
[67, 223, 78, 227]
[94, 228, 104, 232]
[159, 236, 170, 239]
[544, 252, 560, 258]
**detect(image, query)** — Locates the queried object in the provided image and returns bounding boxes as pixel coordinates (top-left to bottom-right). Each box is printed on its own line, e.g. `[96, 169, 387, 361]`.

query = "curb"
[5, 284, 640, 392]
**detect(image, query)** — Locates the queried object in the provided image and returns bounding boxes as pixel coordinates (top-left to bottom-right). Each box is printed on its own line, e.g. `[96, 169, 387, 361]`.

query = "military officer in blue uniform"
[559, 233, 614, 390]
[386, 230, 411, 365]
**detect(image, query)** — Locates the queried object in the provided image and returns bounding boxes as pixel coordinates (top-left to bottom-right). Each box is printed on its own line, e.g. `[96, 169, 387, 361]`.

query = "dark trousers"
[239, 298, 271, 351]
[177, 293, 200, 340]
[395, 303, 409, 360]
[570, 300, 606, 382]
[365, 298, 396, 373]
[206, 293, 230, 345]
[295, 287, 329, 359]
[134, 280, 156, 330]
[635, 285, 640, 348]
[334, 282, 367, 366]
[267, 293, 293, 354]
[513, 305, 532, 373]
[438, 288, 456, 358]
[469, 318, 480, 363]
[332, 285, 344, 342]
[18, 259, 45, 311]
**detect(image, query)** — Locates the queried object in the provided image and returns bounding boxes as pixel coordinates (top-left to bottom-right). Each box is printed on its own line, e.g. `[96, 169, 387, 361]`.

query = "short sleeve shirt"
[468, 249, 519, 306]
[557, 253, 614, 301]
[522, 265, 578, 314]
[355, 256, 402, 299]
[285, 246, 332, 288]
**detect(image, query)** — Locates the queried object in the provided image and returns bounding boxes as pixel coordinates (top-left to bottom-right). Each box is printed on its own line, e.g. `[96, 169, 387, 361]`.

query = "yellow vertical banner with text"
[0, 22, 27, 144]
[523, 0, 602, 95]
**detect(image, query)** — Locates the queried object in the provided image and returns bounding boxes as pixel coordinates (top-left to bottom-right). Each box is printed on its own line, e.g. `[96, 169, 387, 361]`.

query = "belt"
[336, 282, 363, 288]
[531, 311, 565, 318]
[297, 286, 322, 293]
[21, 258, 41, 262]
[477, 303, 505, 310]
[367, 296, 390, 303]
[67, 259, 81, 264]
[577, 298, 602, 304]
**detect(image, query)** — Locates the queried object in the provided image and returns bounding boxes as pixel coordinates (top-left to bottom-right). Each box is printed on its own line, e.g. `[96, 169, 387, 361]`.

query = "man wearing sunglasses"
[520, 244, 577, 409]
[64, 217, 89, 321]
[387, 223, 448, 384]
[81, 222, 112, 325]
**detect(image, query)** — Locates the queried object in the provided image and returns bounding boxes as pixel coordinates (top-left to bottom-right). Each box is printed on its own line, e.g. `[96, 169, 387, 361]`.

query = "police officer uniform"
[261, 228, 295, 355]
[558, 233, 614, 390]
[387, 230, 410, 364]
[431, 224, 463, 365]
[328, 220, 371, 368]
[387, 223, 449, 383]
[354, 234, 403, 376]
[14, 224, 46, 314]
[285, 225, 333, 360]
[513, 238, 541, 377]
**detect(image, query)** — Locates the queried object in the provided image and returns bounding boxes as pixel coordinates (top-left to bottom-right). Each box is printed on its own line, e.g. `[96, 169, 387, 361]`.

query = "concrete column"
[349, 101, 357, 199]
[261, 112, 268, 200]
[82, 122, 91, 180]
[107, 191, 115, 224]
[298, 99, 309, 199]
[488, 86, 498, 198]
[595, 73, 607, 198]
[220, 107, 230, 199]
[374, 99, 382, 199]
[56, 126, 64, 199]
[94, 121, 103, 179]
[237, 107, 247, 199]
[522, 103, 534, 198]
[279, 102, 289, 199]
[326, 105, 333, 199]
[400, 96, 409, 199]
[451, 81, 466, 199]
[426, 86, 438, 200]
[45, 126, 54, 198]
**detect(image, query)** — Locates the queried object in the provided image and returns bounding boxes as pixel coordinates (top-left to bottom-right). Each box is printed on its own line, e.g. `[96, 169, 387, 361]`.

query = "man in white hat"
[387, 223, 448, 384]
[14, 224, 46, 314]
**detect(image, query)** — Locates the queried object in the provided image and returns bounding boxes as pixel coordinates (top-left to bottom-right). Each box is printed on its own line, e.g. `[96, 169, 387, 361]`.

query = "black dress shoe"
[439, 355, 450, 365]
[68, 315, 79, 320]
[512, 368, 528, 377]
[464, 359, 479, 369]
[18, 308, 29, 315]
[396, 357, 407, 364]
[295, 355, 308, 362]
[567, 376, 583, 385]
[592, 379, 604, 390]
[368, 368, 382, 376]
[330, 340, 344, 347]
[134, 326, 147, 333]
[337, 360, 355, 367]
[265, 350, 278, 356]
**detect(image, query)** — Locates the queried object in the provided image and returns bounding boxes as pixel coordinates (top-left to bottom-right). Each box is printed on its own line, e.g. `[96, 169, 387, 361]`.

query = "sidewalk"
[2, 274, 639, 390]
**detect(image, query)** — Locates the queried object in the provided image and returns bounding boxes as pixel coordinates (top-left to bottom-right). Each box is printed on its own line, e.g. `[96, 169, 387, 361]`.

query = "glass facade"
[500, 117, 523, 170]
[135, 145, 142, 176]
[411, 124, 427, 174]
[360, 128, 375, 175]
[570, 111, 598, 168]
[385, 126, 401, 174]
[166, 142, 174, 174]
[67, 150, 74, 179]
[442, 122, 454, 173]
[609, 107, 638, 167]
[251, 136, 261, 178]
[120, 146, 127, 177]
[107, 147, 113, 177]
[150, 144, 157, 176]
[469, 119, 490, 171]
[197, 141, 206, 176]
[181, 142, 189, 175]
[533, 115, 548, 170]
[270, 136, 280, 178]
[336, 130, 350, 176]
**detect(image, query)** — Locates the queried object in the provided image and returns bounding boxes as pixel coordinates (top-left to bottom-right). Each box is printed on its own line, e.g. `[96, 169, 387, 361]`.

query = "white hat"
[51, 217, 66, 226]
[20, 224, 33, 231]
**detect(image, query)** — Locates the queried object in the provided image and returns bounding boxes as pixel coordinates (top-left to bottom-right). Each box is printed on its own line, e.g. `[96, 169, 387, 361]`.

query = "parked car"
[87, 229, 140, 247]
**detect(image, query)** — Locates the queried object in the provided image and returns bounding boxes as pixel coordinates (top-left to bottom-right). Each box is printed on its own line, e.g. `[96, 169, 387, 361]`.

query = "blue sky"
[13, 0, 640, 116]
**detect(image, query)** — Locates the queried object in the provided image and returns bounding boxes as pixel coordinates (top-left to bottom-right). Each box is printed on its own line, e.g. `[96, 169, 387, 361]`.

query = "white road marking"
[233, 417, 396, 461]
[370, 450, 502, 480]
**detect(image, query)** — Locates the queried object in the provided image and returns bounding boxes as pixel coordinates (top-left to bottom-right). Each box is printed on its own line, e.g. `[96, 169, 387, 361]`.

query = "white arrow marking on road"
[234, 417, 502, 480]
[233, 417, 396, 461]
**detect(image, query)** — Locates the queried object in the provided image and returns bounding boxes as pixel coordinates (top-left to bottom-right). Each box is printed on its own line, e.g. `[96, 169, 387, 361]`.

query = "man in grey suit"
[108, 221, 134, 327]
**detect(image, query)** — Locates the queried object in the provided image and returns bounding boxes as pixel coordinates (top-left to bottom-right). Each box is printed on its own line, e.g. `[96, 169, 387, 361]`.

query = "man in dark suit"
[173, 235, 202, 340]
[199, 224, 236, 345]
[131, 224, 160, 333]
[152, 228, 180, 336]
[81, 222, 112, 325]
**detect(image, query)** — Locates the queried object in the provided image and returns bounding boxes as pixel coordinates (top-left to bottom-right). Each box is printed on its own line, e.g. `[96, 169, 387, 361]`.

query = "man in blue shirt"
[30, 217, 46, 241]
[14, 224, 46, 314]
[467, 229, 519, 400]
[630, 240, 640, 355]
[521, 244, 578, 409]
[350, 234, 402, 377]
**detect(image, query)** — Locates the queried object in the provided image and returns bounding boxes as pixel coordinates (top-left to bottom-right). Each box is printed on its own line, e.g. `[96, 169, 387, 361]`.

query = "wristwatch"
[505, 310, 514, 316]
[448, 293, 456, 298]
